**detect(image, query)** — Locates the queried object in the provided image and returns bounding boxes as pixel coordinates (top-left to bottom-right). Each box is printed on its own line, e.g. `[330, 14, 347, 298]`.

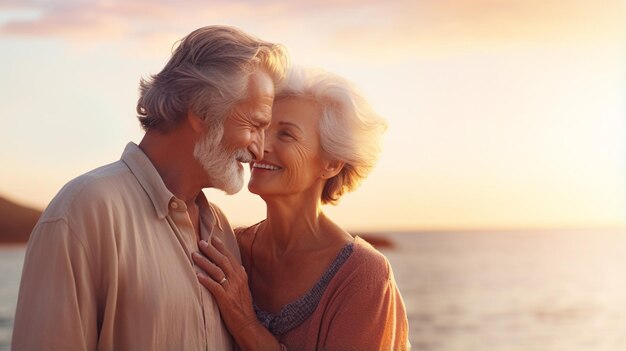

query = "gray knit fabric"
[254, 242, 355, 335]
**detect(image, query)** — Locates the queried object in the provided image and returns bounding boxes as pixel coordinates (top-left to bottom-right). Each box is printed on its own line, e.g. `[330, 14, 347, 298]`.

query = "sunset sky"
[0, 0, 624, 231]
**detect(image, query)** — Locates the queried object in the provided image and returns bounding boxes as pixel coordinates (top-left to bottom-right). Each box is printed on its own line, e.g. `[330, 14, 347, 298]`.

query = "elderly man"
[12, 25, 289, 351]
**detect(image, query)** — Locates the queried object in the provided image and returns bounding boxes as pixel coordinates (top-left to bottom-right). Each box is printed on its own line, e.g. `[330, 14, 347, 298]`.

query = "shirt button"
[170, 202, 179, 209]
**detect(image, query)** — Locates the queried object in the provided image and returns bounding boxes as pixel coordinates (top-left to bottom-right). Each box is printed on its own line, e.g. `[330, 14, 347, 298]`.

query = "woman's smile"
[251, 161, 283, 171]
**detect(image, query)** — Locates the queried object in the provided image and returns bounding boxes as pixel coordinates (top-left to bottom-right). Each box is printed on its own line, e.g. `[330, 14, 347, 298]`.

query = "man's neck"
[138, 128, 208, 203]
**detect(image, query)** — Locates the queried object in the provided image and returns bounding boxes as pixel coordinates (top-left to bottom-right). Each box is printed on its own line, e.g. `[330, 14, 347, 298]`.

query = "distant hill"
[0, 195, 397, 248]
[0, 196, 42, 243]
[357, 233, 394, 249]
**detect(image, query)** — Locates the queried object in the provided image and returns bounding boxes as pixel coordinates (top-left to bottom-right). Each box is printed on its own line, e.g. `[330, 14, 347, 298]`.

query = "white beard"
[193, 130, 252, 195]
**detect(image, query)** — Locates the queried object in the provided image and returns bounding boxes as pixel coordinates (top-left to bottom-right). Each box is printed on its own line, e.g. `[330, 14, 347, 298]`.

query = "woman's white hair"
[278, 67, 387, 205]
[136, 25, 289, 133]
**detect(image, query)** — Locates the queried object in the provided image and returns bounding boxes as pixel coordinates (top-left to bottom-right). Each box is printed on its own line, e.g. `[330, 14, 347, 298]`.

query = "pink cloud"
[0, 0, 245, 40]
[0, 0, 390, 41]
[1, 0, 624, 58]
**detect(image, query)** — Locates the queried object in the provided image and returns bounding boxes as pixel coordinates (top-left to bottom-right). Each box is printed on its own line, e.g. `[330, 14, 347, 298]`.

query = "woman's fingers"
[211, 235, 233, 260]
[196, 270, 217, 288]
[197, 238, 235, 277]
[192, 251, 226, 283]
[196, 271, 226, 300]
[211, 236, 246, 276]
[192, 237, 263, 347]
[194, 237, 247, 289]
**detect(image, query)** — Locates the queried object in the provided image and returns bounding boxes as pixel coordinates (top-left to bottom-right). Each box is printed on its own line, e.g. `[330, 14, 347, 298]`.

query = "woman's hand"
[192, 236, 281, 351]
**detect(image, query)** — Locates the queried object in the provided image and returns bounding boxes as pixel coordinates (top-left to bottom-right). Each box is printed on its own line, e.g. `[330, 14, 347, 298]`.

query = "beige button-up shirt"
[12, 142, 240, 351]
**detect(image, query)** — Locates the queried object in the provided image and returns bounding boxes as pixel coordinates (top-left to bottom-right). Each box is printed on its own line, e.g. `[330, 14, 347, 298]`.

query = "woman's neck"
[260, 194, 327, 256]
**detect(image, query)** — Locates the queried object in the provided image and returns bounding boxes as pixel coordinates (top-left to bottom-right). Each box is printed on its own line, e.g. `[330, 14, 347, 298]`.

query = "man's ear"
[187, 111, 205, 133]
[321, 160, 345, 179]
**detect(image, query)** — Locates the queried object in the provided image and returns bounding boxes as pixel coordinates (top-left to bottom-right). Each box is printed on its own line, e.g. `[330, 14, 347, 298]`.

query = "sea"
[2, 229, 626, 351]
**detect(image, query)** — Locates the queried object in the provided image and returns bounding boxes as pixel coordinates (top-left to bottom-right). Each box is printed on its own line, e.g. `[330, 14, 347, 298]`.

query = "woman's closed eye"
[278, 130, 296, 141]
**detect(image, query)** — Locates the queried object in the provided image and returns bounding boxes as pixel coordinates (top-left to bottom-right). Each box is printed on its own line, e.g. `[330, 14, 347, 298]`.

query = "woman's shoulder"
[352, 236, 391, 265]
[341, 236, 393, 285]
[233, 221, 263, 255]
[234, 221, 263, 237]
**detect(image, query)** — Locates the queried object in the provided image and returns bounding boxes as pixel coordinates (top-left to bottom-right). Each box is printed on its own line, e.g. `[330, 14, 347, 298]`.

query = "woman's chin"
[247, 182, 273, 197]
[247, 183, 262, 195]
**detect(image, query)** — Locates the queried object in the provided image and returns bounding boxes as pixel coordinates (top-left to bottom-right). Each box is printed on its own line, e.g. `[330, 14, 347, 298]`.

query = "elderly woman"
[192, 67, 410, 351]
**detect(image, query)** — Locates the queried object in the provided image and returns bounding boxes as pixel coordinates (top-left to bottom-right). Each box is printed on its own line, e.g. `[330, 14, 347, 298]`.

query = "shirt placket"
[166, 198, 210, 350]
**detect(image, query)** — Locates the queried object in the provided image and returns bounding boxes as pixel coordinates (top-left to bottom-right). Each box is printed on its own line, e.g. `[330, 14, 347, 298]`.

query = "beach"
[2, 229, 626, 350]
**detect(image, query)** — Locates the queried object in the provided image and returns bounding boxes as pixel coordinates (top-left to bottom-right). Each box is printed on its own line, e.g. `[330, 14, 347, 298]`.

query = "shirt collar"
[121, 142, 174, 219]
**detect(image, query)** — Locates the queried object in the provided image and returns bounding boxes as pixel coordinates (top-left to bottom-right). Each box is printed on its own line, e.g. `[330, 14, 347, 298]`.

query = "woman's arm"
[192, 236, 283, 351]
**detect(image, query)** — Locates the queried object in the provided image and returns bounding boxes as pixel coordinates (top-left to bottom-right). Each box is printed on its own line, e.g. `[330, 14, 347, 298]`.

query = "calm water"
[2, 229, 626, 350]
[0, 246, 23, 351]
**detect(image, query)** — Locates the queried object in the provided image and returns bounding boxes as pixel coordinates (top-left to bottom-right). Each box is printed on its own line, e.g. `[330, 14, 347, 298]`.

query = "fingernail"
[200, 240, 208, 248]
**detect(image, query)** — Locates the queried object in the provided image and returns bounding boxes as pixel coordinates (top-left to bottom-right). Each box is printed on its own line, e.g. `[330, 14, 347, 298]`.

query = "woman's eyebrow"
[278, 121, 303, 133]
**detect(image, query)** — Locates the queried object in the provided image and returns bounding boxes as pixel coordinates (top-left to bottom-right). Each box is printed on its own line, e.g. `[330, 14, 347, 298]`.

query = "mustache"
[233, 148, 254, 163]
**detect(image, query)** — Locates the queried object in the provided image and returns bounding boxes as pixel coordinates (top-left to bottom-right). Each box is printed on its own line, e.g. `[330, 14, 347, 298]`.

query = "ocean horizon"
[2, 228, 626, 350]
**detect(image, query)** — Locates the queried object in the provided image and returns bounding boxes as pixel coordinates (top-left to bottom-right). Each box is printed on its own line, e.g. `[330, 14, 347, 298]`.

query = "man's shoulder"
[31, 159, 137, 246]
[42, 160, 133, 219]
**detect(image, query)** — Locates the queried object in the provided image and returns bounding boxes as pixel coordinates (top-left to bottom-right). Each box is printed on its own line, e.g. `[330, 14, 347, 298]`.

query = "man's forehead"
[248, 69, 275, 100]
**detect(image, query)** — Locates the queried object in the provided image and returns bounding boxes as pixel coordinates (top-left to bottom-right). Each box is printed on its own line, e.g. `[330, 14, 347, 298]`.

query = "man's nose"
[250, 130, 265, 161]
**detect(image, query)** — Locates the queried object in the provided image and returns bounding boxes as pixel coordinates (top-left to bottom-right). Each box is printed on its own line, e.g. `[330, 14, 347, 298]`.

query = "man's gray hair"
[277, 67, 387, 205]
[137, 25, 289, 132]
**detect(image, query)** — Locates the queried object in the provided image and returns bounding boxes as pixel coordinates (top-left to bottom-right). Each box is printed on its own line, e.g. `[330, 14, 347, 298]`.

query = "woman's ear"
[321, 160, 345, 179]
[187, 111, 206, 133]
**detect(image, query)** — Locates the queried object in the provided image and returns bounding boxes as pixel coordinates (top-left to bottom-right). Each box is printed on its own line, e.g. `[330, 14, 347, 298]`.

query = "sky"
[0, 0, 625, 232]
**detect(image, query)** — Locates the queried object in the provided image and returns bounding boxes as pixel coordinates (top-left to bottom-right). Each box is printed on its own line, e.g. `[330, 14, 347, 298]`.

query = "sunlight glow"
[1, 0, 624, 230]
